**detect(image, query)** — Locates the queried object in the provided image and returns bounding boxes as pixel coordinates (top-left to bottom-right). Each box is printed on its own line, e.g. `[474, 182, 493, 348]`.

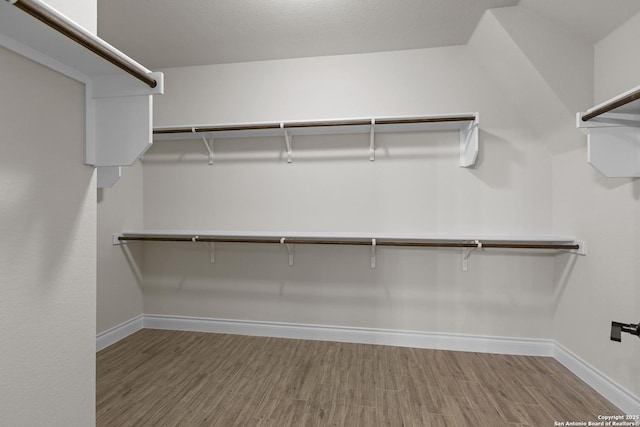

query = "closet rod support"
[370, 119, 375, 161]
[571, 240, 586, 256]
[281, 237, 294, 265]
[281, 123, 292, 163]
[196, 129, 214, 165]
[462, 240, 482, 271]
[460, 116, 479, 167]
[371, 238, 376, 268]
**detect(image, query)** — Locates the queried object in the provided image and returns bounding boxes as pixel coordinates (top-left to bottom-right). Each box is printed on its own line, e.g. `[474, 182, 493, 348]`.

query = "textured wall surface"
[144, 43, 556, 339]
[551, 11, 640, 400]
[0, 46, 97, 427]
[97, 162, 144, 333]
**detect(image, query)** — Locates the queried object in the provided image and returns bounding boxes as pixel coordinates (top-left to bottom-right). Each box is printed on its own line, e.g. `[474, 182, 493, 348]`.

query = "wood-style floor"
[97, 329, 621, 426]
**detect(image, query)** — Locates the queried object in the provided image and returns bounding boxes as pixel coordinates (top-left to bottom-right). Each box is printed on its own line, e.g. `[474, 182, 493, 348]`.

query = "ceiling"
[97, 0, 640, 70]
[518, 0, 640, 44]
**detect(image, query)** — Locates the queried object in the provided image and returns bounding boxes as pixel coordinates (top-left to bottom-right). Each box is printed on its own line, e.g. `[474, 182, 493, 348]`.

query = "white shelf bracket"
[462, 240, 482, 271]
[197, 130, 214, 165]
[281, 123, 292, 163]
[112, 233, 125, 245]
[281, 237, 294, 266]
[97, 166, 122, 188]
[570, 240, 586, 256]
[370, 119, 376, 161]
[586, 126, 640, 178]
[203, 242, 215, 263]
[460, 115, 479, 167]
[370, 238, 377, 268]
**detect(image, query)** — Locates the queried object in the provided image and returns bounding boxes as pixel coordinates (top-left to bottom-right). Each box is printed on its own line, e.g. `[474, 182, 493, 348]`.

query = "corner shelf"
[113, 230, 584, 271]
[153, 113, 480, 167]
[0, 0, 164, 188]
[577, 85, 640, 177]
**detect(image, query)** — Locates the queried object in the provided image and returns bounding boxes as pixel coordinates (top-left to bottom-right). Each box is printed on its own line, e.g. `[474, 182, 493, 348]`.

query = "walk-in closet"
[1, 0, 639, 425]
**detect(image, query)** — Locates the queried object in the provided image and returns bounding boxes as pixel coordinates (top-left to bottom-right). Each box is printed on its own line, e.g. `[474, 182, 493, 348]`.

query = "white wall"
[47, 0, 97, 34]
[551, 11, 640, 400]
[144, 42, 559, 339]
[0, 46, 96, 426]
[594, 12, 640, 102]
[97, 162, 144, 333]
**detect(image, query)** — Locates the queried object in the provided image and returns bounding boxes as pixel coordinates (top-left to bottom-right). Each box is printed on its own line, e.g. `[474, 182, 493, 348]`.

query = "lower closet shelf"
[113, 231, 585, 271]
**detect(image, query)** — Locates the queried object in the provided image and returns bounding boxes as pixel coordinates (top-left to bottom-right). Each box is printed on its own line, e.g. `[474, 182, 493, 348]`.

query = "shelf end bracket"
[570, 240, 586, 256]
[460, 114, 479, 167]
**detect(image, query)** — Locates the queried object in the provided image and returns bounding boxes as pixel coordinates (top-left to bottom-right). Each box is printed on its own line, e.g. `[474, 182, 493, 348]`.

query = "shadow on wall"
[552, 252, 579, 312]
[138, 241, 558, 334]
[143, 131, 462, 165]
[1, 166, 94, 287]
[119, 243, 144, 290]
[468, 129, 525, 190]
[633, 179, 640, 200]
[0, 48, 93, 291]
[590, 165, 638, 193]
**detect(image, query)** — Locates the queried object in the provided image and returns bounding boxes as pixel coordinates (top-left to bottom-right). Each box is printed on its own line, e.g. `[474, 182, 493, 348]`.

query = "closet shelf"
[153, 113, 479, 166]
[0, 0, 164, 187]
[577, 85, 640, 177]
[113, 231, 585, 271]
[579, 85, 640, 123]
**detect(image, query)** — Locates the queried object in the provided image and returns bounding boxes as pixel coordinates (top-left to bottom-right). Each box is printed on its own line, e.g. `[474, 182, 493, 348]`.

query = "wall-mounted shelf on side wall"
[153, 113, 480, 167]
[113, 230, 585, 272]
[0, 0, 164, 188]
[577, 85, 640, 177]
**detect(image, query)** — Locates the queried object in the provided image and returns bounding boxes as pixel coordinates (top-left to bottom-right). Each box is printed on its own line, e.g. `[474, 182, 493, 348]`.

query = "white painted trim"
[553, 341, 640, 415]
[96, 314, 143, 352]
[142, 314, 553, 356]
[0, 32, 90, 85]
[96, 314, 640, 415]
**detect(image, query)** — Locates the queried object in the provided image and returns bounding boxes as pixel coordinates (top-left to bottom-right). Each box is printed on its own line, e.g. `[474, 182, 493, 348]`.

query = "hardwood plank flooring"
[97, 329, 622, 427]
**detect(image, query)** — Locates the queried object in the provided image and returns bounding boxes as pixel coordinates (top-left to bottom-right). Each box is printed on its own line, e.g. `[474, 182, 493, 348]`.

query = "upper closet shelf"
[0, 0, 164, 187]
[577, 85, 640, 177]
[154, 113, 480, 167]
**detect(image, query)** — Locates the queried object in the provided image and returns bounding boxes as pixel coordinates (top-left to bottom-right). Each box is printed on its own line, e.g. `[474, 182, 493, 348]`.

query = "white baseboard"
[143, 314, 554, 356]
[97, 313, 639, 414]
[553, 342, 640, 415]
[96, 314, 144, 352]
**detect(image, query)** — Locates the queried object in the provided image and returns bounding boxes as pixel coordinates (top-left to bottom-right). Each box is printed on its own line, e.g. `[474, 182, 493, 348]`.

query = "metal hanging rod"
[6, 0, 157, 88]
[284, 119, 372, 128]
[581, 87, 640, 122]
[116, 235, 579, 251]
[373, 116, 477, 126]
[153, 115, 477, 135]
[156, 124, 283, 135]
